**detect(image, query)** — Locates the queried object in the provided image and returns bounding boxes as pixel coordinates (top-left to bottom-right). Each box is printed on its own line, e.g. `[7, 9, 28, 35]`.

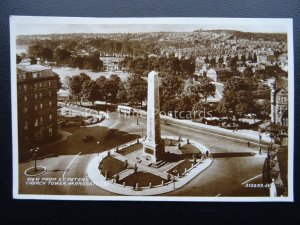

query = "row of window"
[23, 90, 53, 102]
[276, 106, 288, 114]
[21, 81, 53, 92]
[23, 114, 53, 130]
[278, 96, 287, 102]
[23, 101, 54, 113]
[23, 128, 54, 142]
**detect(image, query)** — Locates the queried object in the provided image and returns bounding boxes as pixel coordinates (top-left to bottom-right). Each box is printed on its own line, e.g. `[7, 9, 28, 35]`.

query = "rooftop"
[17, 64, 51, 73]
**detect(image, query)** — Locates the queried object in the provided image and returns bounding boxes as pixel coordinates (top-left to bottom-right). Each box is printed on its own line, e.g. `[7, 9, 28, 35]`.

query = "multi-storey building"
[17, 64, 61, 152]
[270, 79, 288, 126]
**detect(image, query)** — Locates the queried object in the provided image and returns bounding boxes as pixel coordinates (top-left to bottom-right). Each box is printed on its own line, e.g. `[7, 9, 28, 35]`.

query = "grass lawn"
[167, 159, 194, 176]
[19, 126, 139, 162]
[118, 143, 142, 156]
[119, 172, 167, 187]
[62, 126, 81, 134]
[180, 144, 200, 154]
[99, 156, 125, 178]
[277, 146, 288, 187]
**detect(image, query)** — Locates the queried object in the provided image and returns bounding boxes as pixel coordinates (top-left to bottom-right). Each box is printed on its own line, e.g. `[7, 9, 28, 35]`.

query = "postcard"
[10, 16, 294, 201]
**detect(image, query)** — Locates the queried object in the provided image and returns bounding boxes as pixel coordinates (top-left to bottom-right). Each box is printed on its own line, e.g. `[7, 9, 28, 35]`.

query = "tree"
[88, 53, 104, 72]
[218, 57, 224, 66]
[204, 55, 209, 63]
[170, 57, 181, 75]
[55, 48, 71, 65]
[16, 54, 21, 64]
[191, 77, 216, 102]
[68, 73, 91, 105]
[81, 80, 100, 106]
[95, 74, 121, 104]
[96, 76, 108, 104]
[161, 98, 182, 118]
[116, 89, 128, 103]
[126, 75, 147, 107]
[160, 75, 183, 98]
[209, 58, 216, 67]
[253, 53, 258, 63]
[180, 58, 195, 76]
[40, 47, 53, 61]
[218, 76, 255, 121]
[243, 66, 254, 77]
[30, 57, 37, 65]
[241, 54, 247, 63]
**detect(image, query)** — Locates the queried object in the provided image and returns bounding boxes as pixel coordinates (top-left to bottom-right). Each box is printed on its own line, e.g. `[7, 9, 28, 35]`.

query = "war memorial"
[87, 71, 212, 195]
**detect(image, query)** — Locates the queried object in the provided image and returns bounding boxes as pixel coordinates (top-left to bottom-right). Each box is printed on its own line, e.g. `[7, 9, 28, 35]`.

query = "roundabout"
[87, 136, 213, 196]
[24, 166, 47, 177]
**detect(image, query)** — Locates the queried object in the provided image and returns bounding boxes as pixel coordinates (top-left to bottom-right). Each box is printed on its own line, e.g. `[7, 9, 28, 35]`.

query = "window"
[40, 116, 43, 125]
[24, 121, 28, 130]
[48, 128, 53, 136]
[23, 85, 27, 91]
[40, 103, 43, 109]
[23, 107, 28, 113]
[34, 83, 38, 90]
[24, 96, 27, 102]
[48, 81, 52, 86]
[39, 93, 43, 99]
[49, 101, 52, 107]
[34, 118, 38, 127]
[35, 131, 42, 140]
[39, 83, 43, 88]
[49, 114, 52, 122]
[32, 73, 37, 78]
[34, 104, 38, 111]
[48, 90, 52, 96]
[34, 94, 38, 100]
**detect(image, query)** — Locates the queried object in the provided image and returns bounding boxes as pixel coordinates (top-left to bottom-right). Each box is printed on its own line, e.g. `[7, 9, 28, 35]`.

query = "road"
[19, 112, 268, 197]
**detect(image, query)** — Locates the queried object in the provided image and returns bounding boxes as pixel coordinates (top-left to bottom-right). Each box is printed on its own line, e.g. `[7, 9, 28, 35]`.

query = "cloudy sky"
[13, 17, 290, 35]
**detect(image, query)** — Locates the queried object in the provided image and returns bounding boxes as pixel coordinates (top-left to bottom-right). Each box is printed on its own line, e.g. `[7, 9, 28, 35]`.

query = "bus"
[117, 105, 135, 115]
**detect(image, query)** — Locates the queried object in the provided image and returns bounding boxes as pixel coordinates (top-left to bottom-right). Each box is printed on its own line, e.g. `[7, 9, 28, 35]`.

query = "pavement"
[133, 108, 271, 144]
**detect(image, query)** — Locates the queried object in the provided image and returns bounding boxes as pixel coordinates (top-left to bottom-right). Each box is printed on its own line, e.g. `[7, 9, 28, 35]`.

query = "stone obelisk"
[143, 71, 165, 163]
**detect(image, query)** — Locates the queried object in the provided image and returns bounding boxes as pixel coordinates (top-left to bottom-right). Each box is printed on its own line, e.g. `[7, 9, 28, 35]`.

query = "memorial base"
[143, 140, 165, 163]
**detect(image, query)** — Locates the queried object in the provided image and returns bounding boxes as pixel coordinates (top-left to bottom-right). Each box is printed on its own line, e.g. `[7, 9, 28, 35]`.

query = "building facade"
[270, 80, 288, 126]
[17, 65, 61, 152]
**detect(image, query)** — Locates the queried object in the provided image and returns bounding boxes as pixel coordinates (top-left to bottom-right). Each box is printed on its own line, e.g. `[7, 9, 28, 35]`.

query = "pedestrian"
[206, 150, 209, 157]
[259, 146, 262, 155]
[247, 141, 250, 147]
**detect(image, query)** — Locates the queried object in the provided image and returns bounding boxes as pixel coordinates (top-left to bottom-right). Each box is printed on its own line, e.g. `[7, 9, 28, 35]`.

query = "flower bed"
[118, 143, 142, 156]
[180, 144, 201, 154]
[167, 159, 194, 176]
[99, 156, 125, 178]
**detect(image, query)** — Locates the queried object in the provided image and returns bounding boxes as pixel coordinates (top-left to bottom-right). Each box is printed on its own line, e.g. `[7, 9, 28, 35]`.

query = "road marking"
[215, 194, 221, 197]
[62, 152, 81, 179]
[169, 122, 268, 147]
[241, 174, 263, 185]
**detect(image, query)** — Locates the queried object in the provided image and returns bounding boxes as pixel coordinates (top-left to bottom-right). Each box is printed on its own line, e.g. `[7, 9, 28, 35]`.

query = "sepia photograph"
[10, 16, 294, 201]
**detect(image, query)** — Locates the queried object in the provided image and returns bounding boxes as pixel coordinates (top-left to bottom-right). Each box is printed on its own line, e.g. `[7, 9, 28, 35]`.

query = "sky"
[14, 18, 289, 35]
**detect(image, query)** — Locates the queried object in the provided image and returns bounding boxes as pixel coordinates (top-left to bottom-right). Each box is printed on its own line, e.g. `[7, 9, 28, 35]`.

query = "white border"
[10, 16, 294, 202]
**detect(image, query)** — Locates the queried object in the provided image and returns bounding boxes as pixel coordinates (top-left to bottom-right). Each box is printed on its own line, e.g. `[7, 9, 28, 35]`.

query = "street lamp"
[30, 147, 39, 171]
[172, 177, 176, 189]
[97, 141, 100, 156]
